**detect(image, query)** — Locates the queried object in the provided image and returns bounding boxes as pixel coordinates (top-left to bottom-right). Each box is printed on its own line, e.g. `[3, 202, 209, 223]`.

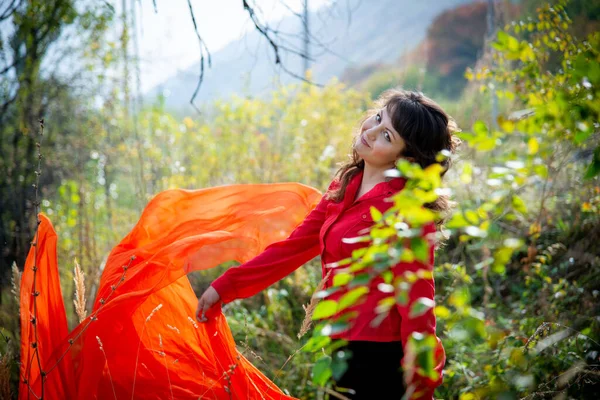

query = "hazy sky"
[136, 0, 332, 92]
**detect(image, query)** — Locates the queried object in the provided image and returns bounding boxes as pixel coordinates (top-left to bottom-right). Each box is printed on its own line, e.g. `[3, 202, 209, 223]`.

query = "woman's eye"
[376, 113, 381, 123]
[384, 131, 391, 142]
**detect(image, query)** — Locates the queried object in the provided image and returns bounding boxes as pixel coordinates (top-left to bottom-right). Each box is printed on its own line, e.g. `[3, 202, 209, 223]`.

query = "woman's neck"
[361, 163, 393, 186]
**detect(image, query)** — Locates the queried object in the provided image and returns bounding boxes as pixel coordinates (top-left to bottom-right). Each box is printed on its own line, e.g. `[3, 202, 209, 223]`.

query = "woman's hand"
[196, 285, 221, 322]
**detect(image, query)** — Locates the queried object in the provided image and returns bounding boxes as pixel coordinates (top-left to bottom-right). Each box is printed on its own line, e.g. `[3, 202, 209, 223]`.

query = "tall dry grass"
[0, 353, 12, 400]
[297, 270, 332, 339]
[73, 258, 87, 323]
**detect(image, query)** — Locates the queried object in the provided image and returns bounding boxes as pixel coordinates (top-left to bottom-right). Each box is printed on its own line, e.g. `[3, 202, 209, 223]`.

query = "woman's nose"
[365, 127, 377, 140]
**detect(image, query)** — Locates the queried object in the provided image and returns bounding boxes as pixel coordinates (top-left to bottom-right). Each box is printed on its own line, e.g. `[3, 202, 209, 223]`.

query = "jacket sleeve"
[211, 181, 335, 304]
[394, 222, 446, 400]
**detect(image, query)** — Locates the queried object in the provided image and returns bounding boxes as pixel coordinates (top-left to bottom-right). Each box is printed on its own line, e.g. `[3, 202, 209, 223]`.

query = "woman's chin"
[354, 145, 368, 157]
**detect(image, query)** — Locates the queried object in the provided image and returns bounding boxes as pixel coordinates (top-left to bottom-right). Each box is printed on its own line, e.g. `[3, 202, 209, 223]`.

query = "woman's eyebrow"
[381, 108, 400, 140]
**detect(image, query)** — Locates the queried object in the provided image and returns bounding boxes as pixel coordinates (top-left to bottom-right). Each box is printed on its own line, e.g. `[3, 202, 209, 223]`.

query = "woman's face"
[353, 106, 407, 168]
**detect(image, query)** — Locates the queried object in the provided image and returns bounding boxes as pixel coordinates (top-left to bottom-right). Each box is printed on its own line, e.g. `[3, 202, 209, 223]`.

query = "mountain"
[145, 0, 474, 111]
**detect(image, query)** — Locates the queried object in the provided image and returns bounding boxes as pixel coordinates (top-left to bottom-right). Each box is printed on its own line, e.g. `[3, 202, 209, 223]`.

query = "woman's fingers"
[196, 294, 211, 323]
[196, 295, 209, 323]
[196, 286, 221, 323]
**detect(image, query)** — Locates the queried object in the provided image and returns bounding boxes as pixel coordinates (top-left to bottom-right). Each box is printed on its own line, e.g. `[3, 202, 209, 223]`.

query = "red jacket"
[212, 170, 446, 398]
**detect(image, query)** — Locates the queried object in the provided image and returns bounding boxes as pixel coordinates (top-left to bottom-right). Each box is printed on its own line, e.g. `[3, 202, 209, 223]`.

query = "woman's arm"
[209, 181, 337, 305]
[210, 193, 327, 303]
[394, 222, 446, 400]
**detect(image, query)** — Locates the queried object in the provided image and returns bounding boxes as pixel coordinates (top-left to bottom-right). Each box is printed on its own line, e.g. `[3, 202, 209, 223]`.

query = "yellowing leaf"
[183, 117, 194, 129]
[528, 137, 539, 154]
[461, 162, 473, 184]
[512, 195, 527, 214]
[527, 93, 543, 106]
[370, 207, 382, 222]
[449, 287, 470, 308]
[476, 137, 497, 152]
[498, 116, 515, 133]
[434, 305, 451, 319]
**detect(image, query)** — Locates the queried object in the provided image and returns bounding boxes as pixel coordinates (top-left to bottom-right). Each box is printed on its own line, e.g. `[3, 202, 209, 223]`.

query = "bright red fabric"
[212, 170, 446, 399]
[19, 183, 322, 400]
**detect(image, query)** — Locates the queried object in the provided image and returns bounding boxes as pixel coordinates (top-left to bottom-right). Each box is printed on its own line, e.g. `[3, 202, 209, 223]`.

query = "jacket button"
[362, 214, 367, 219]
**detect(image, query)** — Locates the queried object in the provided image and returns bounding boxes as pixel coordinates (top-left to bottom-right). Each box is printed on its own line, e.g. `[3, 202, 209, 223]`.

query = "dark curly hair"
[327, 89, 462, 229]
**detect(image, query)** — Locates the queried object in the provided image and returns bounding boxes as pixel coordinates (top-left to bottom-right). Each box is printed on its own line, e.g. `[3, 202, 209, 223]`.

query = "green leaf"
[584, 147, 600, 179]
[574, 129, 593, 144]
[312, 300, 338, 320]
[331, 351, 350, 381]
[411, 237, 429, 262]
[396, 288, 409, 307]
[493, 31, 509, 51]
[338, 287, 369, 312]
[374, 296, 396, 314]
[460, 162, 473, 184]
[303, 335, 331, 352]
[312, 356, 332, 386]
[534, 164, 548, 179]
[319, 322, 350, 336]
[409, 297, 435, 318]
[350, 273, 370, 286]
[333, 272, 352, 287]
[507, 34, 520, 52]
[446, 213, 468, 229]
[512, 195, 527, 214]
[416, 345, 435, 378]
[473, 120, 489, 137]
[493, 247, 514, 275]
[405, 207, 436, 226]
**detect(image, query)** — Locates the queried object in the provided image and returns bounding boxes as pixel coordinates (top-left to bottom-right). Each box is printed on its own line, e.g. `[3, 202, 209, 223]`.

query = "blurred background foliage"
[1, 0, 599, 399]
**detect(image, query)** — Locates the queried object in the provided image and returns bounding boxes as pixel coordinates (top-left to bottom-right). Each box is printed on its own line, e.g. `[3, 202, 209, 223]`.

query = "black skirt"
[333, 340, 406, 400]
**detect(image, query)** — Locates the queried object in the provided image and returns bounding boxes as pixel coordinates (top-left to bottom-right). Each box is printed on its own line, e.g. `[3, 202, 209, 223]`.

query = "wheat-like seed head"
[298, 270, 332, 339]
[73, 258, 87, 323]
[146, 304, 163, 322]
[11, 262, 21, 309]
[96, 336, 104, 351]
[187, 316, 198, 329]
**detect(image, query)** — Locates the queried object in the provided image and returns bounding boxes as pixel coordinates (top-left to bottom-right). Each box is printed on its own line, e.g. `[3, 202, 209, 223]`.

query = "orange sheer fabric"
[19, 183, 321, 399]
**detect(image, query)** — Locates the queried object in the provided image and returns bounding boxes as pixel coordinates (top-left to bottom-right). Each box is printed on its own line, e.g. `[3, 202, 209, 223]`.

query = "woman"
[196, 89, 460, 399]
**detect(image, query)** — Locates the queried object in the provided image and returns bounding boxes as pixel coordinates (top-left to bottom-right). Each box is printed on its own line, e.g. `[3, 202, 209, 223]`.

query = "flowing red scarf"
[19, 183, 321, 399]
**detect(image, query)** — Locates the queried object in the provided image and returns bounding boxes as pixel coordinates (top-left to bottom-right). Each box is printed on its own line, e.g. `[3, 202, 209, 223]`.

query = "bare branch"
[242, 0, 326, 88]
[0, 58, 20, 76]
[186, 0, 212, 113]
[0, 0, 21, 22]
[178, 0, 352, 106]
[243, 0, 282, 65]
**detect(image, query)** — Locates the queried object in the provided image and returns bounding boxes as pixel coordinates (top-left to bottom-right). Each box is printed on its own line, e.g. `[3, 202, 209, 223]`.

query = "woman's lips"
[361, 135, 370, 148]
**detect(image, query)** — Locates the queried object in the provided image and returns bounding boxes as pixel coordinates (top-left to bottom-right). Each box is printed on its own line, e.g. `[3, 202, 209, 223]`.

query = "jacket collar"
[345, 169, 407, 205]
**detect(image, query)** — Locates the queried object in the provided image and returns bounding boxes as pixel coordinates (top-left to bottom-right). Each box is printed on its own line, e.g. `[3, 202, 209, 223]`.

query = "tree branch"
[0, 0, 21, 22]
[186, 0, 211, 113]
